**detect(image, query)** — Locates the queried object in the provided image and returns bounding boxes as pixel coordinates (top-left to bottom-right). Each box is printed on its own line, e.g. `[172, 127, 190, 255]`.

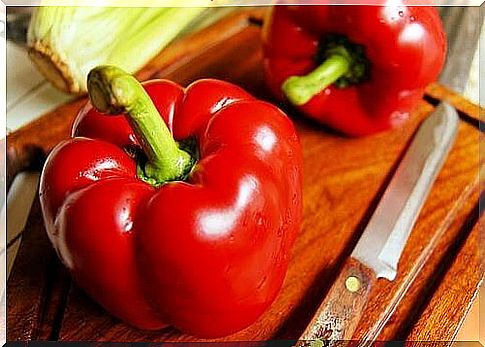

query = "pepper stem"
[87, 65, 192, 185]
[282, 51, 351, 106]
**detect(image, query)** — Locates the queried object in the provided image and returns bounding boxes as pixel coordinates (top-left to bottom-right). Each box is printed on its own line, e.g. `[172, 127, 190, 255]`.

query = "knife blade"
[297, 103, 459, 346]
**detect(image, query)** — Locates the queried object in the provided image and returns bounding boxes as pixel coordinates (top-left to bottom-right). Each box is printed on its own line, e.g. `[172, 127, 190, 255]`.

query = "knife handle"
[297, 258, 375, 346]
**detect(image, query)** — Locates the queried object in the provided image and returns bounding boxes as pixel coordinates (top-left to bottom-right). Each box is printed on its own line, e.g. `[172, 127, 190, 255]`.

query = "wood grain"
[407, 209, 484, 342]
[6, 8, 484, 343]
[6, 198, 64, 340]
[298, 258, 375, 345]
[425, 82, 484, 126]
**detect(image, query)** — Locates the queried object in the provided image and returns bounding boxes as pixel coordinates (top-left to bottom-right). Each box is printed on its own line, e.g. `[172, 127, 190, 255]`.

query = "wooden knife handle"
[297, 258, 376, 346]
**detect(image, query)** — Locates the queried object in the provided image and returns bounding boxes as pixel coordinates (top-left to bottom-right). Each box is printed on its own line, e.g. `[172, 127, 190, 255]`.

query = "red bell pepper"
[40, 66, 302, 337]
[262, 4, 447, 136]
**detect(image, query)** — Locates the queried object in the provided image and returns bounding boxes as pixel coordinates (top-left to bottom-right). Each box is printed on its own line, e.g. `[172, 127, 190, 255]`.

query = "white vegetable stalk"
[27, 6, 206, 94]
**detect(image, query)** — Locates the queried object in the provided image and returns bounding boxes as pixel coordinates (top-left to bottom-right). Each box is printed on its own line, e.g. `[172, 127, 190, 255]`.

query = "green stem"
[87, 65, 192, 185]
[282, 53, 351, 106]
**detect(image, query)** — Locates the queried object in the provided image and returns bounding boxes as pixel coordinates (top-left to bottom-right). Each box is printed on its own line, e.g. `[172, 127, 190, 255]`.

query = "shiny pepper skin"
[262, 4, 447, 136]
[39, 78, 303, 337]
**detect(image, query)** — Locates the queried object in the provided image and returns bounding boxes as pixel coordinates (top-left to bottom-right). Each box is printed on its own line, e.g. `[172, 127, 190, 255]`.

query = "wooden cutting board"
[6, 8, 484, 344]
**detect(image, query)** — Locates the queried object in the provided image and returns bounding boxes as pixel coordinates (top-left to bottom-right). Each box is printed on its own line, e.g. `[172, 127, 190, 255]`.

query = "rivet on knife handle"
[297, 258, 374, 347]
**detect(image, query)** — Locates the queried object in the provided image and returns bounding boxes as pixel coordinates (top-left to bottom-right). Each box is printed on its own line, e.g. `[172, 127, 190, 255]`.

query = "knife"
[297, 103, 459, 346]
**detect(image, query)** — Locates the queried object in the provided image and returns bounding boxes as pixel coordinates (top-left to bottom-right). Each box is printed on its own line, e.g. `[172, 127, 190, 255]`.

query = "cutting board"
[6, 8, 484, 344]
